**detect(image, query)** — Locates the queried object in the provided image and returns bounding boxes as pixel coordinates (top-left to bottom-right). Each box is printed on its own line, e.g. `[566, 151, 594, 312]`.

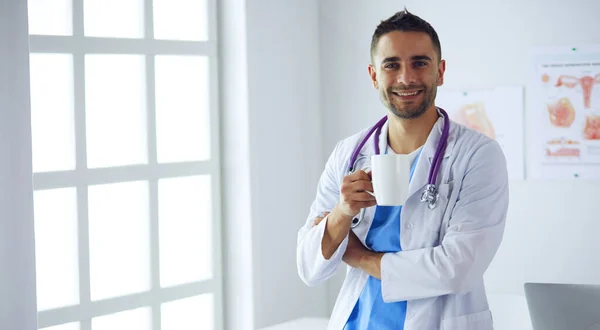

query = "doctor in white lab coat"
[296, 9, 509, 330]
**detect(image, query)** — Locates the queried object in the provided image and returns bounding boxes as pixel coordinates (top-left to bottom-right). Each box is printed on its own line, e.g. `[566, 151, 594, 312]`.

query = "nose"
[396, 64, 417, 86]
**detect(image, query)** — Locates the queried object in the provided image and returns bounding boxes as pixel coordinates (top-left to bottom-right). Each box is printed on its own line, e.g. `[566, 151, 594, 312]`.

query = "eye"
[414, 61, 427, 68]
[384, 63, 399, 69]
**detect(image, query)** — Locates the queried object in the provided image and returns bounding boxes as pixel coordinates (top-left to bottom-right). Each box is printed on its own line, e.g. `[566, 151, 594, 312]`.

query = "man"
[296, 9, 509, 330]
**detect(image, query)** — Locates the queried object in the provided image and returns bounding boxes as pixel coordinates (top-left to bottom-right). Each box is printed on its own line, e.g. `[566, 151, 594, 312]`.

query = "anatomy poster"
[529, 45, 600, 180]
[436, 86, 525, 180]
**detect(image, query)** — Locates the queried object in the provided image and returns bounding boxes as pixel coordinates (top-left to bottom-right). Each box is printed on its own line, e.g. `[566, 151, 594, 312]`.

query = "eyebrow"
[381, 55, 433, 63]
[411, 55, 432, 62]
[381, 56, 401, 64]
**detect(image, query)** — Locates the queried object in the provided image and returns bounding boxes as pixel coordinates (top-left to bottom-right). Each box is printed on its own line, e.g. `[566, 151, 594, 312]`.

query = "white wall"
[219, 0, 256, 329]
[245, 0, 329, 327]
[0, 0, 39, 329]
[319, 0, 600, 320]
[220, 0, 329, 329]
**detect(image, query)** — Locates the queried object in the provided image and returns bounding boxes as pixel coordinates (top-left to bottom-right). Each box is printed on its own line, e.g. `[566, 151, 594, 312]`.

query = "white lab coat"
[296, 114, 509, 330]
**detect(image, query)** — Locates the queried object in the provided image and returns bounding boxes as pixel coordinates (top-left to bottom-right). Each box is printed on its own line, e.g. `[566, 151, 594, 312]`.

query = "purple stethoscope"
[348, 108, 450, 227]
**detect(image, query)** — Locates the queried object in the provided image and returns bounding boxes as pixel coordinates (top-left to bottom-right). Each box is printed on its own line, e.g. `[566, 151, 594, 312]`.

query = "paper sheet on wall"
[435, 86, 525, 180]
[529, 45, 600, 180]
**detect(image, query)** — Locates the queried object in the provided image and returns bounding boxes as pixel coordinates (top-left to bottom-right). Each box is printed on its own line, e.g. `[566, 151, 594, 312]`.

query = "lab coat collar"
[408, 109, 456, 197]
[422, 108, 456, 161]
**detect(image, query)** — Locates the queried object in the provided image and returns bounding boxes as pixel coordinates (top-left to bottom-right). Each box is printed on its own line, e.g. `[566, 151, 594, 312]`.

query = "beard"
[381, 83, 437, 119]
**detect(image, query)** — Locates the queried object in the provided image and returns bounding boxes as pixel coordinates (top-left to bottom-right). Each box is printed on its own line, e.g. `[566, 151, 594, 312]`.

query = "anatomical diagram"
[546, 97, 576, 128]
[583, 115, 600, 140]
[555, 73, 600, 109]
[453, 102, 496, 139]
[545, 137, 580, 158]
[542, 73, 551, 83]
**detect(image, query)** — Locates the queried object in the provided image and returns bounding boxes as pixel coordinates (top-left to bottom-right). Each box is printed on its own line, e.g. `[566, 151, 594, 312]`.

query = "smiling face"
[368, 31, 445, 119]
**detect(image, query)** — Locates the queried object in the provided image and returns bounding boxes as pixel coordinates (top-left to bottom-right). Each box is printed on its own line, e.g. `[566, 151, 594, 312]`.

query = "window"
[28, 0, 222, 329]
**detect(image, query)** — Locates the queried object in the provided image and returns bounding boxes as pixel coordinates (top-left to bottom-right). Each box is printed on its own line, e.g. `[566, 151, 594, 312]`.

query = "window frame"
[28, 0, 224, 329]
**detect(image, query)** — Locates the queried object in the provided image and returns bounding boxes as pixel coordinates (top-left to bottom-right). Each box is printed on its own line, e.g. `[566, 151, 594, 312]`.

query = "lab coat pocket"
[441, 310, 493, 330]
[422, 183, 451, 232]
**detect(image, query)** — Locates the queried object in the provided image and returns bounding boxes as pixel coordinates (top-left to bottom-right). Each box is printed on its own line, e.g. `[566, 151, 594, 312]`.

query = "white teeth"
[398, 91, 418, 96]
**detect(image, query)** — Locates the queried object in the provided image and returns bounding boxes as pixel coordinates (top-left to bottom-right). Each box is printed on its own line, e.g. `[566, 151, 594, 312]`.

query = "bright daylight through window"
[27, 0, 222, 329]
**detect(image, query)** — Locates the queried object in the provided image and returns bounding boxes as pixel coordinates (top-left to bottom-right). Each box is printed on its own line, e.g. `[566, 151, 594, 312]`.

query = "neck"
[387, 106, 439, 154]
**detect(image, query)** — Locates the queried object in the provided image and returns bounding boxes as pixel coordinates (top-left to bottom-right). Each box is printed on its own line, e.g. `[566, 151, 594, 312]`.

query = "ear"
[368, 64, 378, 89]
[437, 59, 446, 86]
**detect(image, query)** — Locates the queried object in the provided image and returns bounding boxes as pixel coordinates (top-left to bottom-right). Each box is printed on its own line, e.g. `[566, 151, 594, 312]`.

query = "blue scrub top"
[343, 147, 422, 330]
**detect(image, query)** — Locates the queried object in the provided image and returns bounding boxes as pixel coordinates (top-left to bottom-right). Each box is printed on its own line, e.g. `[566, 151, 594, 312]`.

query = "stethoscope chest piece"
[420, 184, 439, 209]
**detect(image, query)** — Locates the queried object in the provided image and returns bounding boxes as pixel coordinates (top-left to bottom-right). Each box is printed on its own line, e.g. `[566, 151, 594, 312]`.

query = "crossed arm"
[308, 141, 509, 302]
[313, 213, 384, 279]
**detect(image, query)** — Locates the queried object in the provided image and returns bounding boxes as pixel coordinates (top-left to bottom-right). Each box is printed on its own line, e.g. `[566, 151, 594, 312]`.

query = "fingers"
[352, 180, 374, 196]
[343, 169, 371, 183]
[312, 211, 330, 227]
[341, 179, 373, 194]
[340, 181, 375, 202]
[351, 192, 376, 202]
[312, 217, 323, 227]
[337, 170, 377, 218]
[354, 200, 377, 209]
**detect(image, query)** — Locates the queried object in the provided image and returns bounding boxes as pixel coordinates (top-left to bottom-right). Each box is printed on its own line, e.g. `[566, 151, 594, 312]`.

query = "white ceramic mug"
[367, 154, 411, 206]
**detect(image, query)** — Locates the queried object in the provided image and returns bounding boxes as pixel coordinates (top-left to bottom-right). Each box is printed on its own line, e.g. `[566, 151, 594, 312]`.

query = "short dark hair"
[370, 8, 442, 62]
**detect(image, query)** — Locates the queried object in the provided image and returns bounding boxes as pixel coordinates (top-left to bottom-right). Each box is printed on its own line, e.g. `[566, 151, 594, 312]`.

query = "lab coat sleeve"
[296, 141, 349, 287]
[380, 140, 509, 302]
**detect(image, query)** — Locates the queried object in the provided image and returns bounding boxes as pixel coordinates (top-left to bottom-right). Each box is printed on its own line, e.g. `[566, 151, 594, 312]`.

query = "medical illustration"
[555, 73, 600, 109]
[453, 102, 496, 139]
[546, 97, 576, 128]
[583, 115, 600, 140]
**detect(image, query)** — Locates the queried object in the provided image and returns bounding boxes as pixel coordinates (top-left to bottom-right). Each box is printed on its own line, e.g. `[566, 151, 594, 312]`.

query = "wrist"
[360, 251, 383, 279]
[331, 204, 353, 226]
[329, 208, 352, 240]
